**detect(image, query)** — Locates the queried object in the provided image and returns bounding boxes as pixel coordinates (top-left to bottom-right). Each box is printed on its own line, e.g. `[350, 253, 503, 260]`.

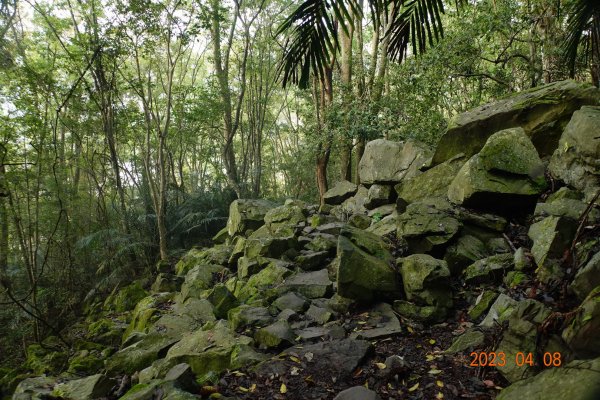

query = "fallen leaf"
[429, 339, 436, 345]
[436, 380, 444, 388]
[408, 383, 419, 392]
[483, 380, 495, 388]
[305, 352, 314, 362]
[290, 366, 300, 376]
[375, 362, 387, 370]
[250, 384, 256, 392]
[426, 354, 435, 362]
[436, 391, 444, 399]
[280, 383, 287, 394]
[428, 369, 442, 375]
[233, 371, 246, 377]
[289, 356, 301, 363]
[407, 326, 414, 333]
[238, 386, 249, 393]
[353, 368, 363, 378]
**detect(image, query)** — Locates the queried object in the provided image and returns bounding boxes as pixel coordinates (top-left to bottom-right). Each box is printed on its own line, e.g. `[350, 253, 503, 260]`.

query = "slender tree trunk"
[316, 68, 334, 205]
[0, 164, 8, 279]
[339, 19, 354, 182]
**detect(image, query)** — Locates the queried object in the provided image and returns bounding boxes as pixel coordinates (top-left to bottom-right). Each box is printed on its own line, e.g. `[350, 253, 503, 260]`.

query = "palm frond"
[563, 0, 600, 77]
[387, 0, 447, 62]
[277, 0, 366, 88]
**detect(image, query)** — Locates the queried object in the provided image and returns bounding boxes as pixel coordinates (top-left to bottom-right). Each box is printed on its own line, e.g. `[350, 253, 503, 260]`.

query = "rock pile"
[3, 80, 600, 400]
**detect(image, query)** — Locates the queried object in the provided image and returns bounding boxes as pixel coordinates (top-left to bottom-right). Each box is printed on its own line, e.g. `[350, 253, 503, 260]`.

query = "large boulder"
[358, 139, 431, 185]
[528, 216, 577, 269]
[106, 333, 179, 374]
[494, 299, 553, 382]
[432, 80, 600, 165]
[227, 199, 275, 236]
[364, 184, 393, 209]
[571, 252, 600, 300]
[264, 203, 306, 234]
[399, 254, 452, 309]
[396, 197, 461, 254]
[549, 106, 600, 202]
[448, 128, 546, 212]
[562, 286, 600, 358]
[496, 357, 600, 400]
[336, 226, 401, 302]
[323, 180, 358, 205]
[52, 374, 113, 400]
[165, 321, 259, 376]
[395, 154, 466, 204]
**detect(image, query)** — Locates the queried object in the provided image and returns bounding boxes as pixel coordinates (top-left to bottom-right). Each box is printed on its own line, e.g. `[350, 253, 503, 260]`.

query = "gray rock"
[306, 305, 333, 324]
[444, 234, 489, 275]
[324, 180, 358, 205]
[495, 299, 552, 382]
[397, 197, 461, 254]
[571, 252, 600, 300]
[228, 305, 273, 331]
[496, 357, 600, 400]
[151, 273, 184, 293]
[349, 303, 402, 339]
[273, 292, 309, 313]
[463, 253, 514, 284]
[254, 321, 295, 349]
[549, 105, 600, 202]
[395, 155, 466, 204]
[445, 330, 486, 354]
[365, 184, 393, 209]
[562, 286, 600, 358]
[448, 129, 546, 212]
[333, 386, 382, 400]
[479, 294, 518, 328]
[528, 216, 577, 269]
[227, 199, 275, 236]
[359, 139, 431, 185]
[399, 254, 452, 308]
[283, 269, 333, 299]
[336, 226, 401, 302]
[432, 80, 600, 164]
[296, 250, 331, 271]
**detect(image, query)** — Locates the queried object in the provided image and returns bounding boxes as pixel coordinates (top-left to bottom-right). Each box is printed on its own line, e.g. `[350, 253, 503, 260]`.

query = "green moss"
[24, 344, 68, 375]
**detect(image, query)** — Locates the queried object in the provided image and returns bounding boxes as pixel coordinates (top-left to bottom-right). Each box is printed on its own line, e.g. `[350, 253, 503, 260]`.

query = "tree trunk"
[339, 18, 353, 182]
[0, 164, 8, 278]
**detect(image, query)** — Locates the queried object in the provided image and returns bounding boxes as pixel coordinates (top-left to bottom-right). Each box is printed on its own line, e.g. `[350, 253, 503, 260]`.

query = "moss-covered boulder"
[336, 226, 401, 302]
[228, 305, 273, 331]
[23, 343, 67, 376]
[365, 184, 393, 209]
[235, 261, 293, 302]
[206, 284, 239, 319]
[432, 80, 600, 164]
[497, 357, 600, 400]
[104, 281, 148, 313]
[254, 321, 295, 349]
[528, 216, 577, 269]
[323, 180, 358, 205]
[179, 264, 224, 300]
[571, 252, 600, 301]
[444, 234, 489, 275]
[12, 376, 57, 400]
[463, 253, 514, 284]
[165, 320, 259, 376]
[549, 105, 600, 202]
[174, 246, 232, 276]
[358, 139, 431, 185]
[399, 254, 452, 309]
[396, 197, 461, 254]
[495, 299, 553, 382]
[106, 333, 179, 374]
[227, 199, 275, 236]
[395, 154, 466, 204]
[67, 350, 105, 374]
[264, 203, 307, 234]
[123, 293, 174, 343]
[448, 128, 546, 212]
[562, 286, 600, 358]
[282, 269, 333, 299]
[52, 374, 113, 400]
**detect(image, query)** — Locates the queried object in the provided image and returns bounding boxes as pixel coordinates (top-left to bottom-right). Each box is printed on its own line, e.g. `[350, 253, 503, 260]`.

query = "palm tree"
[563, 0, 600, 86]
[277, 0, 458, 203]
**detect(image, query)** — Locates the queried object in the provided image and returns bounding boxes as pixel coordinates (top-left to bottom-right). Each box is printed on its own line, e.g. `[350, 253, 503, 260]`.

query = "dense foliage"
[0, 0, 597, 369]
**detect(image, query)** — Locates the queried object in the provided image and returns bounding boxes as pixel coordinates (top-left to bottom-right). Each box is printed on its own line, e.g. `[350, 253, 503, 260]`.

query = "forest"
[1, 0, 599, 399]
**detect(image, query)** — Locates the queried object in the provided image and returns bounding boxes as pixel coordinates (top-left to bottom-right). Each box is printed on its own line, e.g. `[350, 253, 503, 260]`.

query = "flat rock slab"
[255, 338, 372, 379]
[334, 386, 382, 400]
